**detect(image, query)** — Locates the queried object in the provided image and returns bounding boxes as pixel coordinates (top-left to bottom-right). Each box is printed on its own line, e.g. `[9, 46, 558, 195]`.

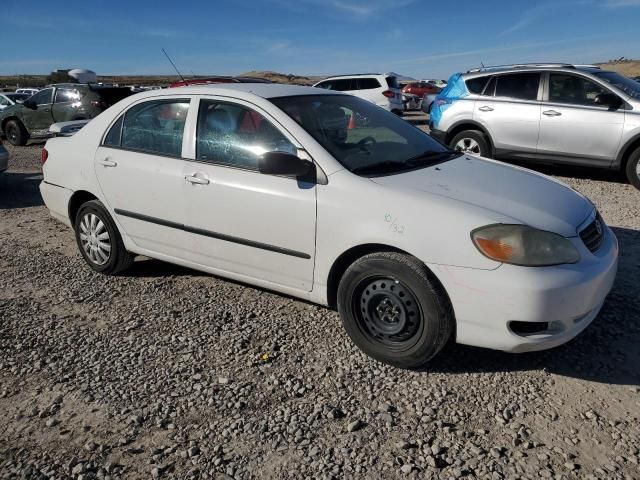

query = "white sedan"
[39, 84, 618, 368]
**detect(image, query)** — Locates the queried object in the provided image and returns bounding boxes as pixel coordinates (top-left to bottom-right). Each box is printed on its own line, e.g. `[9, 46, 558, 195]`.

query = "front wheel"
[74, 200, 134, 275]
[625, 147, 640, 190]
[4, 120, 28, 146]
[449, 130, 490, 158]
[337, 252, 454, 368]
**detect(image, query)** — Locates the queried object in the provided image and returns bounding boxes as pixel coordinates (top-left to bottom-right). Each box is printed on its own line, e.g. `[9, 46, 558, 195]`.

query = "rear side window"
[103, 115, 124, 146]
[120, 99, 190, 156]
[196, 100, 296, 170]
[55, 88, 81, 103]
[317, 79, 355, 91]
[385, 76, 399, 89]
[495, 73, 540, 101]
[357, 78, 381, 90]
[466, 76, 490, 94]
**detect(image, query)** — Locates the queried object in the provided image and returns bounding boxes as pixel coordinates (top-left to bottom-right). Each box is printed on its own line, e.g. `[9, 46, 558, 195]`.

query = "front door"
[94, 97, 191, 257]
[182, 98, 316, 291]
[474, 72, 542, 155]
[537, 73, 625, 165]
[24, 88, 54, 132]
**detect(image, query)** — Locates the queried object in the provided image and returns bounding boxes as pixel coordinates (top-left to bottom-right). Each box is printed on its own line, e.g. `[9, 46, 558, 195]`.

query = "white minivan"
[314, 74, 403, 114]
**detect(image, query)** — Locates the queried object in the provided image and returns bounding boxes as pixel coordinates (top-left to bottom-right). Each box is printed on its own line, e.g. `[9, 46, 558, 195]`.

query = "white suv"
[313, 74, 403, 114]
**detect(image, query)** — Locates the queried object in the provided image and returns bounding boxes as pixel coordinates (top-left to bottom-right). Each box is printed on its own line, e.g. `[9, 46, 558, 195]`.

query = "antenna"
[161, 48, 187, 84]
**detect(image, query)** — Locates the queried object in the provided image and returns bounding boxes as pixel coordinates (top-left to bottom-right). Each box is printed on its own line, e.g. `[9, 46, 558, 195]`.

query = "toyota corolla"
[39, 84, 618, 368]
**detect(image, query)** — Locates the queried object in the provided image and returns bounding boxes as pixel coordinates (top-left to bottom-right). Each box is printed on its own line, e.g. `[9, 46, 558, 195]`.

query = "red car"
[401, 81, 441, 98]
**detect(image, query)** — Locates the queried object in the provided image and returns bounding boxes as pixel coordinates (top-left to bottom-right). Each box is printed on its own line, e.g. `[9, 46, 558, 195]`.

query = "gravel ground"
[1, 131, 640, 479]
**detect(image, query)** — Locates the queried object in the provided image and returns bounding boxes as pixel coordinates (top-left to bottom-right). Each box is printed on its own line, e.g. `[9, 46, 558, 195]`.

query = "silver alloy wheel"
[79, 213, 111, 266]
[455, 137, 481, 154]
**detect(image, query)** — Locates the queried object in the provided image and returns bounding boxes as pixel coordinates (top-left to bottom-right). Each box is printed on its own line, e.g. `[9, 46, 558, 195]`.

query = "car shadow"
[0, 171, 45, 209]
[124, 257, 199, 278]
[421, 226, 640, 386]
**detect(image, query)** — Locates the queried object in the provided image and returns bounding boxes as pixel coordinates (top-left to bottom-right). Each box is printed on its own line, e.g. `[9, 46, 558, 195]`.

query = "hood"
[371, 155, 592, 237]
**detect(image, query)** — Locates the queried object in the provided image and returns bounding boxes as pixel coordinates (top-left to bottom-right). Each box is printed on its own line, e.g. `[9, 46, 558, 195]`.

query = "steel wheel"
[353, 276, 422, 351]
[79, 212, 111, 266]
[454, 137, 481, 154]
[7, 125, 18, 143]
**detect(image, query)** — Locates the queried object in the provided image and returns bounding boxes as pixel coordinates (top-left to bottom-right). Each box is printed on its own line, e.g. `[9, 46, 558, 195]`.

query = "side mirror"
[259, 151, 313, 177]
[594, 93, 622, 109]
[23, 100, 37, 109]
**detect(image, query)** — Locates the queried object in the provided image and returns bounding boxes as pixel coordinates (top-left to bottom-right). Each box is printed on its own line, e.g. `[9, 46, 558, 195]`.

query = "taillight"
[41, 148, 48, 164]
[382, 90, 395, 98]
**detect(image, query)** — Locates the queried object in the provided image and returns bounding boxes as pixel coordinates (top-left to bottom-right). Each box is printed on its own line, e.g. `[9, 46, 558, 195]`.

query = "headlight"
[471, 224, 580, 266]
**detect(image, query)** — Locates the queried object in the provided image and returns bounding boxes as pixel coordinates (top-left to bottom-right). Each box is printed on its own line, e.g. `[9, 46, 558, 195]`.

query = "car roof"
[130, 83, 337, 100]
[461, 65, 607, 79]
[317, 73, 387, 81]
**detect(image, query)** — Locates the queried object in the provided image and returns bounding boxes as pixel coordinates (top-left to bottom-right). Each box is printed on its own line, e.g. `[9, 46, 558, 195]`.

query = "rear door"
[51, 87, 83, 122]
[181, 97, 317, 290]
[536, 72, 625, 165]
[473, 72, 542, 155]
[23, 88, 54, 132]
[94, 97, 191, 257]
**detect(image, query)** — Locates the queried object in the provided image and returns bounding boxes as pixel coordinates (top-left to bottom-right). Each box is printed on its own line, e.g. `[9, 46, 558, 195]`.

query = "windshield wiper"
[405, 150, 462, 166]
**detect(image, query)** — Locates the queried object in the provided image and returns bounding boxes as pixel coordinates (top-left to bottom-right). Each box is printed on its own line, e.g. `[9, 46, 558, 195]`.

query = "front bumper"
[432, 226, 618, 353]
[429, 128, 446, 144]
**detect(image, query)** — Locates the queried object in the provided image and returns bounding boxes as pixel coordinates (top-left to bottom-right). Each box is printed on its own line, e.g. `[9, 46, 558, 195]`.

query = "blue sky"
[1, 0, 639, 79]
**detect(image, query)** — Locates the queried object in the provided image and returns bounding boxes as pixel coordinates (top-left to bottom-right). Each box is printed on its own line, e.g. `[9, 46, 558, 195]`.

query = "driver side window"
[29, 89, 53, 105]
[196, 100, 296, 170]
[549, 74, 608, 107]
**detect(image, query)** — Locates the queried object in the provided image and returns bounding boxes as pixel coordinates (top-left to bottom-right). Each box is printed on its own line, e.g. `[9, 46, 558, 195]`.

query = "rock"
[347, 420, 365, 432]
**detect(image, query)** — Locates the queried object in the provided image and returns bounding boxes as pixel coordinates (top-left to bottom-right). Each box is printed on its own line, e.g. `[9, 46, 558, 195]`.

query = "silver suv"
[429, 63, 640, 189]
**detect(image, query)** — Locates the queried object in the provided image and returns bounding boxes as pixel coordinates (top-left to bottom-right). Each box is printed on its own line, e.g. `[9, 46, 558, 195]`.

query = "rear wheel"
[74, 200, 134, 275]
[337, 252, 454, 369]
[450, 130, 490, 158]
[4, 120, 28, 146]
[625, 147, 640, 190]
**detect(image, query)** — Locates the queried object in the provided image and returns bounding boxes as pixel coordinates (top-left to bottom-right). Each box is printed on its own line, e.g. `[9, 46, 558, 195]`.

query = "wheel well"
[445, 123, 494, 154]
[68, 191, 98, 225]
[620, 137, 640, 171]
[326, 244, 408, 309]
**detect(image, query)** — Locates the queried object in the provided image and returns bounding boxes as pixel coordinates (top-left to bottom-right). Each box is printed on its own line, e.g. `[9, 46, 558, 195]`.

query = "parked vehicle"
[402, 81, 441, 100]
[39, 83, 617, 368]
[423, 79, 447, 88]
[421, 93, 438, 115]
[15, 88, 40, 96]
[429, 63, 640, 189]
[169, 76, 271, 88]
[0, 84, 133, 146]
[402, 93, 421, 111]
[0, 93, 30, 110]
[0, 141, 8, 174]
[313, 74, 403, 114]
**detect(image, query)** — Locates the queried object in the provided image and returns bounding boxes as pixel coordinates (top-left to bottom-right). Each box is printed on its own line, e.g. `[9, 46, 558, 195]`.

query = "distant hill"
[239, 71, 322, 85]
[595, 59, 640, 77]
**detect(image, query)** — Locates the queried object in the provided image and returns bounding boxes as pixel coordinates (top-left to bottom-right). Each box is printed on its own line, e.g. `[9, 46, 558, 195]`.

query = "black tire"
[4, 119, 28, 146]
[337, 252, 454, 369]
[74, 200, 134, 275]
[449, 130, 491, 158]
[625, 147, 640, 190]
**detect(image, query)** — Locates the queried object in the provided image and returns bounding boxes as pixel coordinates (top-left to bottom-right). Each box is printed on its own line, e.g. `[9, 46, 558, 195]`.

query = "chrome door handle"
[185, 174, 210, 185]
[478, 106, 494, 112]
[543, 110, 562, 117]
[98, 158, 117, 167]
[42, 108, 51, 112]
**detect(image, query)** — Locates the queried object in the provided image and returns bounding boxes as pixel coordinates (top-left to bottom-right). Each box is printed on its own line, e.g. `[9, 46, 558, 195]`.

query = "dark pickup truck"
[0, 84, 133, 146]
